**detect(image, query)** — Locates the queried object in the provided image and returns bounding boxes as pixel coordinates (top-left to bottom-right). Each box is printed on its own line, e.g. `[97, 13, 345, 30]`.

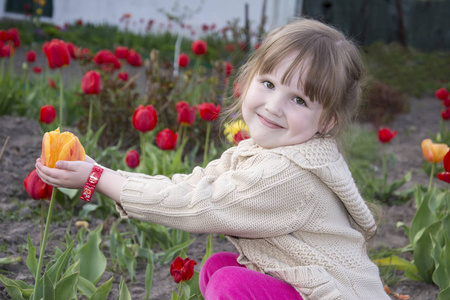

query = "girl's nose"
[264, 95, 283, 117]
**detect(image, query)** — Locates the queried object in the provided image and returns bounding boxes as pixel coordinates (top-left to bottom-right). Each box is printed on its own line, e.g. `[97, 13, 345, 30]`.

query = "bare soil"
[0, 96, 442, 299]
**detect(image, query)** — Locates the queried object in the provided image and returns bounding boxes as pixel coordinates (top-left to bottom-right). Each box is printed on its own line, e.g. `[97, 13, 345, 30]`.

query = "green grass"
[363, 42, 450, 98]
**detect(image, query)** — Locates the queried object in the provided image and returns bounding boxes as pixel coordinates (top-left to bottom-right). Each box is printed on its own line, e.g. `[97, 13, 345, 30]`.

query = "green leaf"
[111, 224, 136, 282]
[54, 273, 78, 300]
[437, 286, 450, 300]
[185, 271, 203, 299]
[57, 187, 78, 199]
[118, 277, 132, 300]
[372, 255, 418, 273]
[90, 277, 113, 300]
[73, 225, 106, 284]
[0, 274, 27, 300]
[0, 256, 22, 265]
[201, 234, 214, 267]
[410, 187, 438, 247]
[431, 232, 449, 290]
[145, 250, 154, 300]
[161, 238, 196, 264]
[414, 221, 442, 282]
[43, 272, 55, 300]
[47, 241, 74, 284]
[26, 236, 37, 281]
[76, 276, 96, 299]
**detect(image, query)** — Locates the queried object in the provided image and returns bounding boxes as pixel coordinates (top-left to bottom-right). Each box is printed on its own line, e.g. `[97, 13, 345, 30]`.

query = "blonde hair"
[231, 18, 365, 137]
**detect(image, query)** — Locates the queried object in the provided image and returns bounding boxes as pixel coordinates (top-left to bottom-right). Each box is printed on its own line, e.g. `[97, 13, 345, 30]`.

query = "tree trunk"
[394, 0, 408, 48]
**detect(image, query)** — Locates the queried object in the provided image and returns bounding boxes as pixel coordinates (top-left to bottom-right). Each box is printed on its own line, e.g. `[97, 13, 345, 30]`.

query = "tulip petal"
[442, 149, 450, 172]
[437, 172, 450, 184]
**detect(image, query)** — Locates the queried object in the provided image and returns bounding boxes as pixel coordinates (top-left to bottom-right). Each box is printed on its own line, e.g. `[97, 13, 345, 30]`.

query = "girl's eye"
[293, 96, 306, 106]
[263, 81, 274, 89]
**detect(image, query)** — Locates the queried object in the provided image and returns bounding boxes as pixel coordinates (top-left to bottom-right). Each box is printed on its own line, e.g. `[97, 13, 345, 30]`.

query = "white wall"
[0, 0, 297, 38]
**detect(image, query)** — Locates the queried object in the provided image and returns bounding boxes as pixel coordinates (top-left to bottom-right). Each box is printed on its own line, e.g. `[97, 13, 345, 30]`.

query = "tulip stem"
[177, 282, 183, 299]
[428, 163, 435, 191]
[40, 201, 44, 246]
[0, 58, 4, 83]
[87, 100, 93, 138]
[58, 69, 64, 129]
[34, 188, 57, 293]
[202, 122, 211, 168]
[140, 132, 146, 169]
[162, 152, 167, 175]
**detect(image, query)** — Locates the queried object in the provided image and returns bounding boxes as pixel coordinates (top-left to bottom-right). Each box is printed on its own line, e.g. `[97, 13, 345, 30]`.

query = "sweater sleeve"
[116, 149, 317, 238]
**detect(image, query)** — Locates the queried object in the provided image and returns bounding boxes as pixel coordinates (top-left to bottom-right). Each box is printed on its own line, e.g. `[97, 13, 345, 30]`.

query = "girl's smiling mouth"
[257, 114, 284, 129]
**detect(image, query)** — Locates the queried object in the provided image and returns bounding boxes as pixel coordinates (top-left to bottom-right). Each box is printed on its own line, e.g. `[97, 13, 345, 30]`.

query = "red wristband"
[80, 164, 104, 202]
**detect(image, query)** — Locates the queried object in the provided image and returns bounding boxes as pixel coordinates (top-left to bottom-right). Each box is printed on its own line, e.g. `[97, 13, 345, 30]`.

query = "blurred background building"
[0, 0, 448, 51]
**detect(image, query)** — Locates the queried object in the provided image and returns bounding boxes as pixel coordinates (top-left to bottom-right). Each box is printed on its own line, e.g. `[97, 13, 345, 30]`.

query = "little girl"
[36, 18, 389, 299]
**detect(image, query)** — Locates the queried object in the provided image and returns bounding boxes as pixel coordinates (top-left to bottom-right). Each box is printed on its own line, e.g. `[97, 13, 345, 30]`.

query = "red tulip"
[126, 49, 142, 67]
[132, 105, 158, 132]
[444, 97, 450, 107]
[191, 40, 207, 56]
[33, 66, 42, 74]
[176, 101, 195, 126]
[225, 61, 233, 77]
[40, 105, 56, 124]
[234, 130, 250, 145]
[435, 88, 449, 100]
[170, 256, 197, 284]
[7, 28, 19, 47]
[48, 78, 56, 89]
[77, 48, 92, 60]
[125, 150, 140, 168]
[76, 19, 83, 26]
[378, 127, 397, 143]
[197, 103, 220, 121]
[437, 150, 450, 183]
[118, 72, 128, 81]
[156, 129, 178, 151]
[0, 44, 11, 57]
[81, 70, 102, 94]
[178, 53, 189, 68]
[0, 30, 7, 42]
[115, 46, 129, 59]
[93, 49, 121, 70]
[24, 169, 53, 200]
[25, 50, 36, 63]
[239, 42, 246, 51]
[224, 43, 235, 53]
[43, 39, 71, 69]
[442, 108, 450, 120]
[65, 42, 78, 59]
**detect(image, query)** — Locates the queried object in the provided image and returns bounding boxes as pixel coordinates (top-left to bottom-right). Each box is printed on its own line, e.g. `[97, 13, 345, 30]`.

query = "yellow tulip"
[224, 120, 248, 143]
[41, 128, 85, 168]
[421, 139, 449, 164]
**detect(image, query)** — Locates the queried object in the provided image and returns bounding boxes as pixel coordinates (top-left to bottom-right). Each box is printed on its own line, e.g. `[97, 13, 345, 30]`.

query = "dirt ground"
[0, 96, 443, 299]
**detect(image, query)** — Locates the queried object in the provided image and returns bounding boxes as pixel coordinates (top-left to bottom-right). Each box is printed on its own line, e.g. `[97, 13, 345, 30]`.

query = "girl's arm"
[35, 158, 125, 203]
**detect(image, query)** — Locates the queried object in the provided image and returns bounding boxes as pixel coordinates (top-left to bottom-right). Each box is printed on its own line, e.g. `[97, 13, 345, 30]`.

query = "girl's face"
[242, 54, 325, 149]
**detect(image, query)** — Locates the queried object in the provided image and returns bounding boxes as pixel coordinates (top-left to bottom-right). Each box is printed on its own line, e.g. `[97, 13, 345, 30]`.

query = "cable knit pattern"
[116, 137, 389, 300]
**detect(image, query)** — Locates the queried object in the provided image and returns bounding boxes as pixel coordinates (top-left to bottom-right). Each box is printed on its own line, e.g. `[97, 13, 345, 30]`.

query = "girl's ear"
[320, 116, 336, 134]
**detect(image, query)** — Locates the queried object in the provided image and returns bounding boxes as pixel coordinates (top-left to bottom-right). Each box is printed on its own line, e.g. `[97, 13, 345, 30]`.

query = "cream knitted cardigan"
[115, 137, 389, 300]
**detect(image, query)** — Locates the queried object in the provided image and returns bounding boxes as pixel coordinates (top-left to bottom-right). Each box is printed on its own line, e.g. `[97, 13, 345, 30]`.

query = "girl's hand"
[35, 158, 93, 190]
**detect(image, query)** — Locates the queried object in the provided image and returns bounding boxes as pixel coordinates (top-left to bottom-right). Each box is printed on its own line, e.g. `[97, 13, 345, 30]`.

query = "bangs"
[254, 39, 338, 106]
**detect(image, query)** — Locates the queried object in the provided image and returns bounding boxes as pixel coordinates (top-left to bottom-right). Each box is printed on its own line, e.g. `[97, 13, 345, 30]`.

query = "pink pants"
[199, 252, 303, 300]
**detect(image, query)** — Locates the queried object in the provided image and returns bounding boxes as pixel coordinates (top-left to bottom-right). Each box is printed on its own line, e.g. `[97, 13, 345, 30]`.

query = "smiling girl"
[36, 18, 389, 299]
